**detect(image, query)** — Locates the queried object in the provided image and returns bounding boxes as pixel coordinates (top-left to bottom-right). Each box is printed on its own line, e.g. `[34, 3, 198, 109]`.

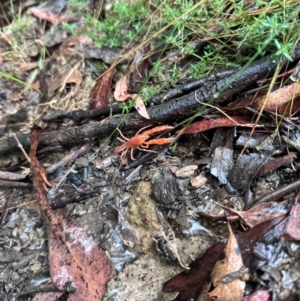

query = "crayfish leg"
[130, 148, 136, 161]
[120, 148, 128, 161]
[137, 146, 157, 154]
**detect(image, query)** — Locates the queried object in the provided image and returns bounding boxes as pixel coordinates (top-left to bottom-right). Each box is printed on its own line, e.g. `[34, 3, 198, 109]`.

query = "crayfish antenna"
[116, 128, 129, 141]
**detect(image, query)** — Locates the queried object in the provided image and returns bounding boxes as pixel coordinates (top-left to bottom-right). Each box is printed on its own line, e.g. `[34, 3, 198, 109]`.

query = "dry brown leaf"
[223, 200, 290, 228]
[90, 68, 114, 110]
[114, 76, 129, 101]
[253, 82, 300, 111]
[30, 128, 115, 301]
[128, 44, 151, 92]
[114, 76, 150, 119]
[27, 1, 81, 24]
[239, 201, 289, 228]
[206, 223, 245, 301]
[283, 203, 300, 240]
[134, 95, 150, 119]
[39, 41, 84, 101]
[49, 69, 82, 94]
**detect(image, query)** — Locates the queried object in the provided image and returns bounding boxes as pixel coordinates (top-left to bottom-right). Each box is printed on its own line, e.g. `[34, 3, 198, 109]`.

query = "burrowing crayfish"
[115, 125, 174, 161]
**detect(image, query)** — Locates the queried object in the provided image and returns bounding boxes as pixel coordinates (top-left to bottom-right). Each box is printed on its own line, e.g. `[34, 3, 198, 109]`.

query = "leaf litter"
[1, 1, 300, 301]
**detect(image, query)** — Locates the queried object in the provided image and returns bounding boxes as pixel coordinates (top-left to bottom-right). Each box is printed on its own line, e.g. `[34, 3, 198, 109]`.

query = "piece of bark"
[2, 44, 300, 155]
[228, 153, 271, 194]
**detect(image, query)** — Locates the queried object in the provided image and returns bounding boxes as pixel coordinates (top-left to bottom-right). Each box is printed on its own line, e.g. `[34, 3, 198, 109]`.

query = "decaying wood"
[1, 44, 300, 155]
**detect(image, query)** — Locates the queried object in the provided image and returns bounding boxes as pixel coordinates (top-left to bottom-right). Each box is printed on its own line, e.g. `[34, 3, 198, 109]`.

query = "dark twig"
[0, 180, 31, 187]
[42, 69, 236, 122]
[256, 178, 300, 204]
[46, 143, 92, 174]
[0, 171, 27, 181]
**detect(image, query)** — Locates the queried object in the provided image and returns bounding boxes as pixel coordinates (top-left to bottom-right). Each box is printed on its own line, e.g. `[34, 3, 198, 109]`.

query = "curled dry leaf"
[225, 200, 291, 228]
[39, 40, 84, 101]
[134, 95, 150, 119]
[252, 82, 300, 111]
[163, 216, 285, 301]
[206, 223, 245, 301]
[114, 76, 129, 102]
[30, 128, 115, 301]
[128, 44, 151, 92]
[114, 76, 150, 119]
[27, 1, 81, 24]
[90, 68, 114, 110]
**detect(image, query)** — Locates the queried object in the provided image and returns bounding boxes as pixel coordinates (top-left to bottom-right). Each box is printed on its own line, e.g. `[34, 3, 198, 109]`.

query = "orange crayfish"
[115, 125, 174, 161]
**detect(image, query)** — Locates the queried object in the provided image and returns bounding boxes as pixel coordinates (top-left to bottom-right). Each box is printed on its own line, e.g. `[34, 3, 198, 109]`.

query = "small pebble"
[175, 165, 198, 178]
[190, 174, 207, 188]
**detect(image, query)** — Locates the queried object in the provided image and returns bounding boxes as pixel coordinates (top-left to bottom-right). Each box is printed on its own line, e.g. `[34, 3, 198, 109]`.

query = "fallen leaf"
[114, 76, 150, 119]
[226, 200, 291, 228]
[39, 40, 84, 101]
[90, 67, 114, 110]
[163, 216, 286, 301]
[27, 0, 81, 24]
[238, 288, 271, 301]
[252, 82, 300, 111]
[283, 201, 300, 240]
[30, 128, 115, 301]
[163, 242, 226, 301]
[180, 116, 255, 135]
[224, 83, 300, 115]
[134, 94, 150, 119]
[114, 76, 129, 101]
[206, 223, 245, 301]
[128, 44, 151, 92]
